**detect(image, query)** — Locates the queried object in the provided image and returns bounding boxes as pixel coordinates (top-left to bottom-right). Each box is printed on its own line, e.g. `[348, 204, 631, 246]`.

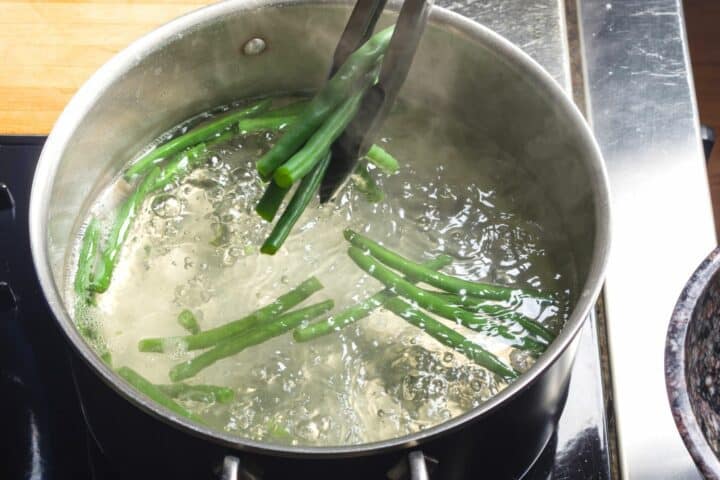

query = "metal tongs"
[319, 0, 433, 203]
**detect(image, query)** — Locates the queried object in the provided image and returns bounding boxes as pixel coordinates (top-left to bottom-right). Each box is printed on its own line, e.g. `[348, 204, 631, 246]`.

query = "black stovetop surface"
[0, 136, 613, 480]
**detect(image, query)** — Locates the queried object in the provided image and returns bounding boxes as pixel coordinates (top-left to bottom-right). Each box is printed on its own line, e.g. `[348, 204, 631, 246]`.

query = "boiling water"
[67, 97, 575, 446]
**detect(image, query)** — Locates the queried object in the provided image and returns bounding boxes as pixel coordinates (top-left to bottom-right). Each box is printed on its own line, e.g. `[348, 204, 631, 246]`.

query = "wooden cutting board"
[0, 0, 211, 135]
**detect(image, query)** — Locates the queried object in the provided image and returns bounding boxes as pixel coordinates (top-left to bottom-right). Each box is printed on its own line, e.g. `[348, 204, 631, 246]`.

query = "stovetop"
[2, 0, 713, 476]
[0, 136, 613, 479]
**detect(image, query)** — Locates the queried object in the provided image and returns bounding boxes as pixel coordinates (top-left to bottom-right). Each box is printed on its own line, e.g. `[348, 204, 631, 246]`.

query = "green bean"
[236, 100, 318, 134]
[264, 100, 310, 118]
[255, 181, 291, 222]
[116, 367, 203, 422]
[100, 352, 113, 365]
[273, 93, 364, 188]
[423, 290, 487, 310]
[73, 216, 111, 364]
[294, 255, 452, 342]
[90, 168, 162, 293]
[152, 142, 206, 191]
[138, 276, 324, 352]
[345, 229, 542, 301]
[238, 115, 299, 134]
[255, 26, 394, 180]
[422, 290, 555, 343]
[346, 247, 546, 350]
[267, 421, 292, 441]
[366, 144, 399, 173]
[261, 152, 331, 255]
[352, 162, 384, 203]
[74, 218, 100, 299]
[255, 105, 325, 181]
[156, 383, 234, 403]
[169, 300, 334, 382]
[125, 99, 270, 180]
[206, 129, 235, 148]
[75, 315, 113, 365]
[383, 298, 518, 381]
[153, 130, 235, 191]
[177, 309, 201, 334]
[507, 314, 555, 344]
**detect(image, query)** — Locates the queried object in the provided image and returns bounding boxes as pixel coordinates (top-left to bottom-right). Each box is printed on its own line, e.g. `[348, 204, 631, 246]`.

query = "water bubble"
[222, 250, 237, 266]
[319, 416, 332, 431]
[401, 377, 416, 400]
[151, 194, 181, 218]
[296, 420, 320, 441]
[208, 155, 223, 170]
[510, 349, 535, 373]
[206, 186, 225, 203]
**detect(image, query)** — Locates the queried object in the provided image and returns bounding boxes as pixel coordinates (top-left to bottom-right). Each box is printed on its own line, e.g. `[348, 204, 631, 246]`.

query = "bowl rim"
[666, 246, 720, 479]
[29, 0, 611, 457]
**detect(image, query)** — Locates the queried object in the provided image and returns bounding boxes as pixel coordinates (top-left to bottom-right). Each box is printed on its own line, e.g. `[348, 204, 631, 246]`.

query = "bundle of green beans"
[293, 255, 453, 342]
[169, 300, 334, 382]
[139, 277, 324, 353]
[343, 229, 555, 340]
[255, 27, 394, 181]
[302, 229, 559, 380]
[253, 26, 402, 255]
[136, 277, 333, 383]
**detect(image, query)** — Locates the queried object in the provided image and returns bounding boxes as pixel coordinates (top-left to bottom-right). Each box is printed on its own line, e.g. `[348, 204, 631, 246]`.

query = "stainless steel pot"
[29, 0, 610, 478]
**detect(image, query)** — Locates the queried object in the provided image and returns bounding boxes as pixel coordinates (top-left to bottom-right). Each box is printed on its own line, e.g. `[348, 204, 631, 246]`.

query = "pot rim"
[29, 0, 611, 458]
[666, 246, 720, 479]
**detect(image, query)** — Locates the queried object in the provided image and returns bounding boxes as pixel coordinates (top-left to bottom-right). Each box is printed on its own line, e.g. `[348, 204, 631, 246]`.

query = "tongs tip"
[320, 0, 433, 203]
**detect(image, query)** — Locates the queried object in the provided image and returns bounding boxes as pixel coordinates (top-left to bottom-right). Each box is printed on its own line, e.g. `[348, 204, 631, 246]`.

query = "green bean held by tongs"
[260, 152, 332, 255]
[255, 26, 395, 180]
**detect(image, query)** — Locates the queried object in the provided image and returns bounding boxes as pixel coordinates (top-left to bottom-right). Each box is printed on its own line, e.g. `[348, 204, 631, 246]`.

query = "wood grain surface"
[0, 0, 210, 135]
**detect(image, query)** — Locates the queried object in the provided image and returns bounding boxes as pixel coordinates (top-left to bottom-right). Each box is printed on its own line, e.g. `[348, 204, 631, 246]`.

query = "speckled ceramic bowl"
[667, 247, 720, 479]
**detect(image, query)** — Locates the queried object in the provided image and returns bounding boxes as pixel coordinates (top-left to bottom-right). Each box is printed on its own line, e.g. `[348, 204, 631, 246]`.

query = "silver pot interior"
[31, 0, 609, 454]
